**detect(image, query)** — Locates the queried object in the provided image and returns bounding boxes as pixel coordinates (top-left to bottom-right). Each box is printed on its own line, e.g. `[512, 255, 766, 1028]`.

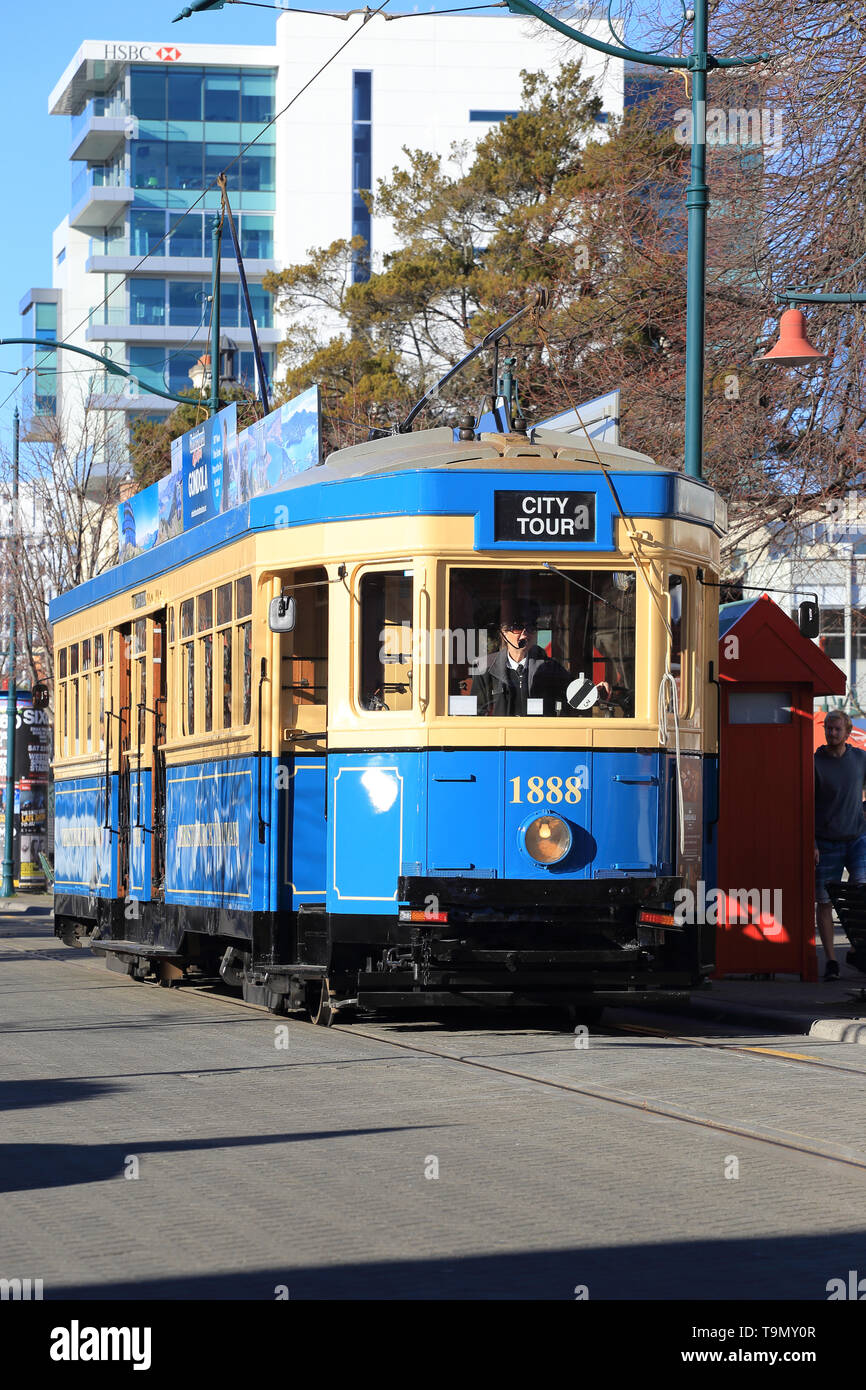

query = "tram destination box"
[494, 489, 596, 542]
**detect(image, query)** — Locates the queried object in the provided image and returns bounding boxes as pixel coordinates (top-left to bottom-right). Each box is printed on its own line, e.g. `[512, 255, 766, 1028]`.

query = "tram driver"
[459, 577, 634, 718]
[470, 604, 575, 717]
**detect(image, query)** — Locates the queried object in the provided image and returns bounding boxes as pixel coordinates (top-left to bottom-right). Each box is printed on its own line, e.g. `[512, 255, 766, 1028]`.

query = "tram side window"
[236, 576, 252, 726]
[58, 648, 67, 757]
[217, 583, 232, 730]
[83, 671, 91, 754]
[198, 591, 213, 734]
[80, 640, 92, 754]
[183, 642, 195, 736]
[94, 634, 105, 752]
[134, 618, 147, 747]
[240, 622, 252, 725]
[359, 570, 413, 713]
[278, 566, 329, 737]
[179, 599, 194, 736]
[669, 575, 687, 714]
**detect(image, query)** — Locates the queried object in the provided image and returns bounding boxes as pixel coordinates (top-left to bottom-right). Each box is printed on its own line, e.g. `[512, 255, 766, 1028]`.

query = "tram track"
[11, 940, 866, 1171]
[136, 970, 866, 1173]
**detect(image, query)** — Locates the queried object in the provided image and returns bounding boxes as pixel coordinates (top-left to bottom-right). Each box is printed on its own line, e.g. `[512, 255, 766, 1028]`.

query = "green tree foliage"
[267, 49, 864, 536]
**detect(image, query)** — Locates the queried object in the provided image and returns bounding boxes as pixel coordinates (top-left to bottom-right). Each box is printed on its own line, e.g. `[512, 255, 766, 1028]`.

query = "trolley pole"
[2, 407, 19, 898]
[209, 216, 223, 420]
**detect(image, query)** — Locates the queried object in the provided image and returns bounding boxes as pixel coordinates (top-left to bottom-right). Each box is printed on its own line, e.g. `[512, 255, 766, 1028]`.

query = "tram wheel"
[307, 977, 336, 1027]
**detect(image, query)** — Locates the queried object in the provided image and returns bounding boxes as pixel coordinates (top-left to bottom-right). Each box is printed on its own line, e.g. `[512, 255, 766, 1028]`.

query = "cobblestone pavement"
[2, 922, 866, 1301]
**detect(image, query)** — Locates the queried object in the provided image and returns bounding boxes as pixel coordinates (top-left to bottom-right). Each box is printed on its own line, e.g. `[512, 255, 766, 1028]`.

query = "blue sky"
[0, 0, 491, 443]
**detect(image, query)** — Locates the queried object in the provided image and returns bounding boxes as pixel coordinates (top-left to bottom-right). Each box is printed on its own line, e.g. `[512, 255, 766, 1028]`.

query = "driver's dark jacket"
[470, 646, 571, 716]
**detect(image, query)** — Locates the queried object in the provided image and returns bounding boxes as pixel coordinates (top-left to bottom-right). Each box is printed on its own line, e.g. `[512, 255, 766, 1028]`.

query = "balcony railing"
[89, 227, 128, 257]
[71, 96, 129, 146]
[71, 162, 129, 208]
[87, 303, 129, 329]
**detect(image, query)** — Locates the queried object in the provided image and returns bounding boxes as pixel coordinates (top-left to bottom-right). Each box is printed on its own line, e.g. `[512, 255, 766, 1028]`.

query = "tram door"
[279, 568, 328, 931]
[119, 612, 168, 904]
[116, 625, 132, 899]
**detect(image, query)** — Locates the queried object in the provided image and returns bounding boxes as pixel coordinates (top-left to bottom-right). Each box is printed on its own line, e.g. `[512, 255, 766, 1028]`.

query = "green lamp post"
[1, 407, 19, 898]
[504, 0, 771, 480]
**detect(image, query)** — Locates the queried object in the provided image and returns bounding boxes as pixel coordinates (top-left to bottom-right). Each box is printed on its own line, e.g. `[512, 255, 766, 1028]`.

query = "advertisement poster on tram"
[117, 387, 322, 556]
[118, 482, 159, 564]
[181, 402, 238, 530]
[0, 693, 52, 889]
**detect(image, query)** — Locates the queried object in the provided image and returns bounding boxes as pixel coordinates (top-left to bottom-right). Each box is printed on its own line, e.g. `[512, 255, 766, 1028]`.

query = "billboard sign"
[182, 403, 238, 531]
[117, 387, 321, 556]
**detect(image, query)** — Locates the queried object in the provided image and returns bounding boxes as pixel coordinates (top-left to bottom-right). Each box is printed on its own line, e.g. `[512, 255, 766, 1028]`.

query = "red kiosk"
[715, 596, 845, 981]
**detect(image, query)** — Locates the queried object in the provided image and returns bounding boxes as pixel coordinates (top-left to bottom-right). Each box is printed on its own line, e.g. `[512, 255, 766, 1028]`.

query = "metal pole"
[2, 408, 19, 898]
[210, 216, 223, 419]
[684, 0, 708, 480]
[845, 544, 854, 704]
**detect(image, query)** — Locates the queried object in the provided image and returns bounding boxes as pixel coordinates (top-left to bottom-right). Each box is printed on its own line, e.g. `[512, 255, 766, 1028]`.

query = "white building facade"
[274, 10, 622, 275]
[734, 498, 866, 715]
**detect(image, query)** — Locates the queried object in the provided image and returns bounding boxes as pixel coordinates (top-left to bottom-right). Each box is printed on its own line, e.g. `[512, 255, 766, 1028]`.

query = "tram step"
[91, 940, 182, 958]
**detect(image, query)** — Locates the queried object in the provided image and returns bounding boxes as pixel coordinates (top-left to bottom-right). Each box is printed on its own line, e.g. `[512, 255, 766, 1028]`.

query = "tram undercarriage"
[55, 874, 707, 1024]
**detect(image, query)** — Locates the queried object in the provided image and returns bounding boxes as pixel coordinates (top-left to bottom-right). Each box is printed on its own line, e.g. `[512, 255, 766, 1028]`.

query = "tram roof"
[50, 426, 723, 623]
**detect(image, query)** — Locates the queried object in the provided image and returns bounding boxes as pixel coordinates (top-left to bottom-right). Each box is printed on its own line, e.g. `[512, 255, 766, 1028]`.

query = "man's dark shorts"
[816, 833, 866, 904]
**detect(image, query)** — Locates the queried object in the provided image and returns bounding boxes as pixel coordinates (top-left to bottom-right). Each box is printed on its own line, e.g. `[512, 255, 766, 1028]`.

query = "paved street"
[2, 910, 866, 1301]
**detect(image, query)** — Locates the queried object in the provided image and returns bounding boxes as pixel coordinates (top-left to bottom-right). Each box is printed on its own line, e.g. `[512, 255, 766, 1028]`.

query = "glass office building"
[29, 41, 279, 447]
[18, 291, 60, 440]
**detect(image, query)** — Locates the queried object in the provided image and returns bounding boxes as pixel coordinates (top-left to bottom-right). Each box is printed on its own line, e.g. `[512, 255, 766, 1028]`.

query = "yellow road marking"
[614, 1020, 853, 1068]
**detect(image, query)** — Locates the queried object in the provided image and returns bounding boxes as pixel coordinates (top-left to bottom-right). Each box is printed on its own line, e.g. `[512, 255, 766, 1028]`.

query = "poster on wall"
[157, 469, 183, 545]
[0, 694, 52, 890]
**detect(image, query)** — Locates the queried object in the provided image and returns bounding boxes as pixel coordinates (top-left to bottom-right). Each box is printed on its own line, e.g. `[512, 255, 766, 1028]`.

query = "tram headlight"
[523, 815, 572, 865]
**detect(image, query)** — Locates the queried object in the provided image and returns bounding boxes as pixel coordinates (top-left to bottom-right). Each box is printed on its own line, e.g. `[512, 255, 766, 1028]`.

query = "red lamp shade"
[753, 308, 827, 367]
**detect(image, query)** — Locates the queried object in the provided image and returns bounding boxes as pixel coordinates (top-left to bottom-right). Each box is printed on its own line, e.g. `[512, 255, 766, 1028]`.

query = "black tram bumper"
[341, 873, 700, 1008]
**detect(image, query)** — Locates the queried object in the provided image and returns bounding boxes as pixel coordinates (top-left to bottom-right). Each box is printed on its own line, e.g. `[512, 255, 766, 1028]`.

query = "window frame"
[668, 570, 692, 718]
[441, 560, 640, 721]
[355, 564, 416, 718]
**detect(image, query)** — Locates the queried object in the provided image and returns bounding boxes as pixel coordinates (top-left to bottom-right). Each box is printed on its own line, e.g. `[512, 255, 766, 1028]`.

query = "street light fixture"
[752, 308, 827, 367]
[0, 339, 196, 408]
[755, 290, 866, 368]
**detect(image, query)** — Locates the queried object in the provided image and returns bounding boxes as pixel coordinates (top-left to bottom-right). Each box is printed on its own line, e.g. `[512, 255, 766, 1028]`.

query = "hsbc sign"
[103, 44, 183, 62]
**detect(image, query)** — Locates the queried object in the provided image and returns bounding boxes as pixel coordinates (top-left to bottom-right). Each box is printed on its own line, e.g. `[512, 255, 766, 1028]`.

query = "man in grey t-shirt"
[815, 710, 866, 980]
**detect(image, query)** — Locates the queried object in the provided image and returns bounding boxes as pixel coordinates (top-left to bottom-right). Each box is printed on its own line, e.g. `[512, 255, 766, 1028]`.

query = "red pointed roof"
[718, 594, 845, 695]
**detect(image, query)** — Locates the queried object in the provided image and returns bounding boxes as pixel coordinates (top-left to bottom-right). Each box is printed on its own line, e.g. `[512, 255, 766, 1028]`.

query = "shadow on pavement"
[0, 1126, 445, 1194]
[42, 1229, 866, 1300]
[0, 1078, 124, 1112]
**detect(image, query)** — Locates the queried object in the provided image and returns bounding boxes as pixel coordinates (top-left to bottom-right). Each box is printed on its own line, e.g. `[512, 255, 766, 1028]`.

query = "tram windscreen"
[447, 567, 636, 717]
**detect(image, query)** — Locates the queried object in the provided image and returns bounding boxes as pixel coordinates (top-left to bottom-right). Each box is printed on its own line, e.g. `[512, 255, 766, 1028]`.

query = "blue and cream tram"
[51, 419, 725, 1022]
